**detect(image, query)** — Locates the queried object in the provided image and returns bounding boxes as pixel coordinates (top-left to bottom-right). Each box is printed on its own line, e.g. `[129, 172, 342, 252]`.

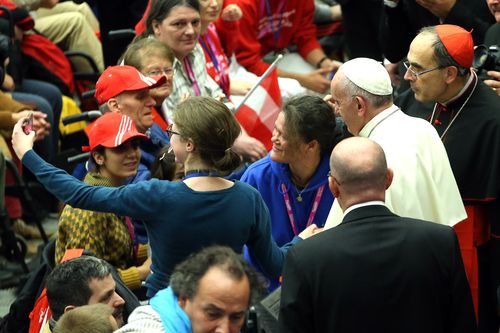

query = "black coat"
[278, 205, 476, 333]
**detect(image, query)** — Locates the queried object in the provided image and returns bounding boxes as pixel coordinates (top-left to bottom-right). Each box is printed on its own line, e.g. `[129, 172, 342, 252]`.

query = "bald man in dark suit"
[278, 137, 476, 333]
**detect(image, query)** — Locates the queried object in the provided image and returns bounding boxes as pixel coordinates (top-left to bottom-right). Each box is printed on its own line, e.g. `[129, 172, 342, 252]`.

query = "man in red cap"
[95, 65, 166, 134]
[397, 24, 500, 333]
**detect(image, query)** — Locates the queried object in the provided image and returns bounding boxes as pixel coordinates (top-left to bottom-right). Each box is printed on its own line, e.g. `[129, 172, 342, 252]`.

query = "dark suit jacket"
[278, 205, 476, 333]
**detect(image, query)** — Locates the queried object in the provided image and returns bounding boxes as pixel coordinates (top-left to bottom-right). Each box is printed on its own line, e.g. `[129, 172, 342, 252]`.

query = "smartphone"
[22, 112, 34, 135]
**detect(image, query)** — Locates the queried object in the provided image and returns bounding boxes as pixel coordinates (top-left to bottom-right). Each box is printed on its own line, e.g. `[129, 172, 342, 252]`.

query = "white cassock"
[325, 105, 467, 229]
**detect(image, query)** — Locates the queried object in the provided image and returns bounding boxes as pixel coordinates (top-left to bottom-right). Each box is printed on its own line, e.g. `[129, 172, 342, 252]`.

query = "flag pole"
[234, 54, 283, 112]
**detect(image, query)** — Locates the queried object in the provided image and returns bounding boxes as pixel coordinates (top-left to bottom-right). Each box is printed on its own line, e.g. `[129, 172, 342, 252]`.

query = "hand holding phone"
[22, 112, 34, 135]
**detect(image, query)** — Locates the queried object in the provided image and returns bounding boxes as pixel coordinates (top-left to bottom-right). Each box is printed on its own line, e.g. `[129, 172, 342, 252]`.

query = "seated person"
[13, 0, 104, 72]
[0, 86, 50, 238]
[55, 112, 151, 291]
[229, 0, 340, 94]
[242, 96, 340, 245]
[140, 0, 268, 162]
[198, 0, 254, 103]
[42, 256, 127, 332]
[122, 37, 175, 129]
[241, 95, 341, 288]
[116, 246, 264, 333]
[53, 303, 118, 333]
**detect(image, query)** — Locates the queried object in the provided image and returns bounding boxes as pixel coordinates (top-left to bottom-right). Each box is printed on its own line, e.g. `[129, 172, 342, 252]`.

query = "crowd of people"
[1, 0, 500, 332]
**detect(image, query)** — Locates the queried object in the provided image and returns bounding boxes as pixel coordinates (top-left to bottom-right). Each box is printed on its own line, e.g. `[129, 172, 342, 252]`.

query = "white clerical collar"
[343, 201, 386, 218]
[358, 104, 400, 138]
[441, 70, 474, 106]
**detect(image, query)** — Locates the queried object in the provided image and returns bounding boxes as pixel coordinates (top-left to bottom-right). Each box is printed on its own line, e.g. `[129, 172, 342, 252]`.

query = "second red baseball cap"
[83, 112, 148, 151]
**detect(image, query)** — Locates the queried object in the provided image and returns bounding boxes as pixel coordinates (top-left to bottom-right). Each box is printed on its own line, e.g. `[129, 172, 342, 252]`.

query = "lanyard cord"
[199, 33, 230, 94]
[263, 0, 285, 44]
[281, 183, 325, 236]
[183, 57, 201, 96]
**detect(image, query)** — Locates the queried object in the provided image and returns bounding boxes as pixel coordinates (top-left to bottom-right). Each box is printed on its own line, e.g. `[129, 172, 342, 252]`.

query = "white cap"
[342, 58, 393, 96]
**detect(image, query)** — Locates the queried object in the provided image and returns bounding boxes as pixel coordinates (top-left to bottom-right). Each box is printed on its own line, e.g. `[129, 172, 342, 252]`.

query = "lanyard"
[262, 0, 285, 44]
[281, 183, 325, 236]
[183, 57, 201, 96]
[199, 32, 230, 95]
[123, 216, 138, 259]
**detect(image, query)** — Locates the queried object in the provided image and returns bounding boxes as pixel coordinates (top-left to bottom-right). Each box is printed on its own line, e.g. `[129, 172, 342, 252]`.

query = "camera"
[473, 45, 500, 74]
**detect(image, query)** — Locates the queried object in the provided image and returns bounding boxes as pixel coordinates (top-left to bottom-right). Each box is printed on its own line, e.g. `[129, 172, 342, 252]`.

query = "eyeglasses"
[327, 171, 342, 185]
[145, 67, 174, 78]
[403, 61, 444, 80]
[166, 124, 181, 139]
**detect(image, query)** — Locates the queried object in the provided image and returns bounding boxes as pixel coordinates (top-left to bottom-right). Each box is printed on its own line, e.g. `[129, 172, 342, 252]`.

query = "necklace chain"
[429, 72, 478, 141]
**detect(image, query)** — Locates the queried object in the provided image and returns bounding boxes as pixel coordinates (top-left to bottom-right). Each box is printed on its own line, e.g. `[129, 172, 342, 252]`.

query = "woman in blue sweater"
[12, 97, 317, 298]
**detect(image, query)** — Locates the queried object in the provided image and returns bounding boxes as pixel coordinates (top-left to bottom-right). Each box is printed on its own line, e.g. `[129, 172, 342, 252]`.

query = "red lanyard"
[199, 30, 230, 95]
[281, 183, 325, 236]
[124, 216, 138, 259]
[183, 57, 201, 96]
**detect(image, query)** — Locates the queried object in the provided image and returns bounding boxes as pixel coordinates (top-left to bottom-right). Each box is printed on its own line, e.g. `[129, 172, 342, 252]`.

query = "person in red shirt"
[230, 0, 340, 94]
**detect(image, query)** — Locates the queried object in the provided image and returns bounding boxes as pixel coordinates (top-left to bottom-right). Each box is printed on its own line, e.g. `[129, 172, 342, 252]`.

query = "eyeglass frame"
[166, 124, 181, 139]
[403, 61, 445, 80]
[144, 67, 174, 78]
[327, 170, 342, 186]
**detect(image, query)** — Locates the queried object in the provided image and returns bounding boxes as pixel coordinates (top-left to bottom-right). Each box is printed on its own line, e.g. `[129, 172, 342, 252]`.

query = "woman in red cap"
[55, 112, 152, 291]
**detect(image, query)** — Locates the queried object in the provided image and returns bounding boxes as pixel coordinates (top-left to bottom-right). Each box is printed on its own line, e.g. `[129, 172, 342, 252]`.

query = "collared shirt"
[162, 44, 223, 121]
[343, 201, 385, 219]
[325, 105, 466, 229]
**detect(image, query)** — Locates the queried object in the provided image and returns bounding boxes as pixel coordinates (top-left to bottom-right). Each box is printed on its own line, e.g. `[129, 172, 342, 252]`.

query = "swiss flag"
[235, 69, 282, 150]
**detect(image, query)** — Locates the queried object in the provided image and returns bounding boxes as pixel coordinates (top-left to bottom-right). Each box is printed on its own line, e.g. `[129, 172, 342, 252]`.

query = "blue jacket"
[241, 154, 334, 246]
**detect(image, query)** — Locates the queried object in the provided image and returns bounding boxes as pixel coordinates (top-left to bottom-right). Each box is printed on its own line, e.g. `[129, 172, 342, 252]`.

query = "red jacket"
[231, 0, 321, 76]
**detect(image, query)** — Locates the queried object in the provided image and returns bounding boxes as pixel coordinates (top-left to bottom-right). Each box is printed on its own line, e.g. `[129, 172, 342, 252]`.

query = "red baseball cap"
[95, 65, 167, 104]
[435, 24, 473, 68]
[83, 112, 148, 151]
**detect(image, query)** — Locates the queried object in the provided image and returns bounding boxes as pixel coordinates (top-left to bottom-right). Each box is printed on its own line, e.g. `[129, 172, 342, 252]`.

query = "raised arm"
[11, 117, 161, 220]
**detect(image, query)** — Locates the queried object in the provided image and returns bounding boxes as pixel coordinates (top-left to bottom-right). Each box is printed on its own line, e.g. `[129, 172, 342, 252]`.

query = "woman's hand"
[11, 117, 36, 160]
[298, 224, 323, 239]
[137, 257, 152, 281]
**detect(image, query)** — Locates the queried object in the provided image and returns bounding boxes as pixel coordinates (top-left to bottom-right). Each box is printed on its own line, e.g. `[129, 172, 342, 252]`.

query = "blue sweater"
[241, 154, 334, 246]
[23, 150, 300, 297]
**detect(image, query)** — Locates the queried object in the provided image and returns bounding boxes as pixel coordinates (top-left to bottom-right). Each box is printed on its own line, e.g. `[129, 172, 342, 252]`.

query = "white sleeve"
[115, 306, 165, 333]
